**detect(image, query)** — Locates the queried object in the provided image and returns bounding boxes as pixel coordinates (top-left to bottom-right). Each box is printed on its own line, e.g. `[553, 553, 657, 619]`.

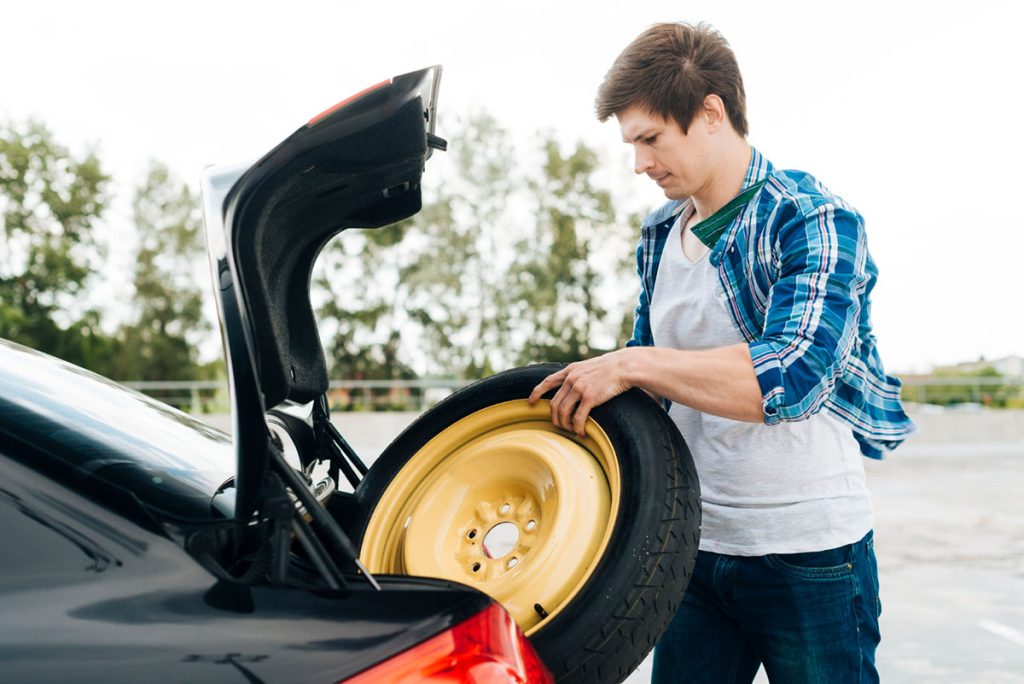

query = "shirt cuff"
[748, 340, 785, 425]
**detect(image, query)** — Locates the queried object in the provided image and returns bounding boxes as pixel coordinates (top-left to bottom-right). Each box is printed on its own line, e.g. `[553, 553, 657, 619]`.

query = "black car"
[0, 67, 700, 683]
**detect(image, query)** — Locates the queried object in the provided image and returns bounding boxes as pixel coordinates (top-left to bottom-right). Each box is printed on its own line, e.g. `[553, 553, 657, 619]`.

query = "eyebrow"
[624, 128, 660, 143]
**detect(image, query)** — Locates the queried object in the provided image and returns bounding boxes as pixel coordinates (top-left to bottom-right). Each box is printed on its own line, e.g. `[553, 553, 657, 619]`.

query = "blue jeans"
[652, 531, 881, 683]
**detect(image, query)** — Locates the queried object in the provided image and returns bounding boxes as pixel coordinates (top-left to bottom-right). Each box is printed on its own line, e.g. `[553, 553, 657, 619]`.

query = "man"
[528, 22, 915, 683]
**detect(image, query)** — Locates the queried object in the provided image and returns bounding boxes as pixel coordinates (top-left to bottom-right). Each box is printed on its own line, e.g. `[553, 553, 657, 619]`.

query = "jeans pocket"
[765, 544, 856, 580]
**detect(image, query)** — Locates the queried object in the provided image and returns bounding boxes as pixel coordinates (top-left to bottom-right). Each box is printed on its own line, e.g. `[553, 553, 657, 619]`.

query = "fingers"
[571, 399, 594, 437]
[528, 365, 592, 435]
[550, 380, 580, 432]
[528, 368, 568, 404]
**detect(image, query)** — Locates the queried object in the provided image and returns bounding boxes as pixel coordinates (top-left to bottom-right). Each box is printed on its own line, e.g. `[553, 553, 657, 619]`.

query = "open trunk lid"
[201, 66, 443, 522]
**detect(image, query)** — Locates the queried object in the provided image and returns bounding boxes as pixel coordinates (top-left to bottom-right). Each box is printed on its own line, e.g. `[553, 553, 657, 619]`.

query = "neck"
[691, 139, 753, 221]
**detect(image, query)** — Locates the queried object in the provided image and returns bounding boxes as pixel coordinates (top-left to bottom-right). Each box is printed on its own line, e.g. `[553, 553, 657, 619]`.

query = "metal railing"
[122, 378, 471, 413]
[123, 380, 224, 413]
[121, 375, 1024, 413]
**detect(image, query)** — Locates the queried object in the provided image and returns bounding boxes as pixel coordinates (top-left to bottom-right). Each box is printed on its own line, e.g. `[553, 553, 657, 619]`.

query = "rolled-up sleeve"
[748, 202, 869, 424]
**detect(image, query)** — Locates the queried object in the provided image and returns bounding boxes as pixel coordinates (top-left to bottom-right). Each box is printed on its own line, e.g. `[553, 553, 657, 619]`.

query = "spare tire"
[352, 364, 700, 684]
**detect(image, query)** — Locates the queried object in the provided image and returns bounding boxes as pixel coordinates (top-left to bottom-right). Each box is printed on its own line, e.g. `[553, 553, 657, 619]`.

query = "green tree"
[314, 219, 419, 382]
[315, 111, 524, 381]
[402, 111, 522, 378]
[313, 112, 637, 384]
[0, 119, 111, 366]
[111, 162, 212, 382]
[512, 135, 634, 364]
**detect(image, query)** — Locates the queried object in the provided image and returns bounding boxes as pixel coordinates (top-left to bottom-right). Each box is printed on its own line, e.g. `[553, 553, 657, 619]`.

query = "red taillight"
[308, 79, 391, 126]
[342, 603, 554, 683]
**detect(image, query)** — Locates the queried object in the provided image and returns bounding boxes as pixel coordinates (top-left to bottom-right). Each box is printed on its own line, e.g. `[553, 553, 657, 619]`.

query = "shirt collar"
[742, 146, 771, 188]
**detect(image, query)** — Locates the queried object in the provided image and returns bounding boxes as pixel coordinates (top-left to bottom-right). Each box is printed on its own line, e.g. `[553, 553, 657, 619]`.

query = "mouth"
[651, 173, 671, 186]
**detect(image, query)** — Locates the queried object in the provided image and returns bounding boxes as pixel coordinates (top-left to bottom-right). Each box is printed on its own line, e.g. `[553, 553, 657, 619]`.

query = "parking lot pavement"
[199, 412, 1024, 682]
[626, 441, 1024, 684]
[862, 442, 1024, 683]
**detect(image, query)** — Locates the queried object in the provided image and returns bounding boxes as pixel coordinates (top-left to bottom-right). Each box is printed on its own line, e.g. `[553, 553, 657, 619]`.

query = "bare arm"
[528, 344, 762, 436]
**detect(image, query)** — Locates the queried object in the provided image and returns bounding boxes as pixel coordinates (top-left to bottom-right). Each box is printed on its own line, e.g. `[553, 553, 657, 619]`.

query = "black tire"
[351, 363, 700, 684]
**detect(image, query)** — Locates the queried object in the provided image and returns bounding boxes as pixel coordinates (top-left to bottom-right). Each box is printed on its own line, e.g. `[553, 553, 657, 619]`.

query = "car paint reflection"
[0, 487, 121, 572]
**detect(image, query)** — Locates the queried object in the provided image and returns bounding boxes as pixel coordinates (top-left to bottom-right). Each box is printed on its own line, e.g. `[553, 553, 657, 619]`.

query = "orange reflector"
[341, 603, 554, 683]
[308, 79, 391, 126]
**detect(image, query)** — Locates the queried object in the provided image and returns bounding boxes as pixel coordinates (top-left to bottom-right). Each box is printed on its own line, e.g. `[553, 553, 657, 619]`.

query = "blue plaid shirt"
[627, 147, 915, 458]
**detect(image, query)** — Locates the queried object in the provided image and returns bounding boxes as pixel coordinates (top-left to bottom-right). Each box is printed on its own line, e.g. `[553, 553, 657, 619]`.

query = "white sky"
[3, 0, 1022, 373]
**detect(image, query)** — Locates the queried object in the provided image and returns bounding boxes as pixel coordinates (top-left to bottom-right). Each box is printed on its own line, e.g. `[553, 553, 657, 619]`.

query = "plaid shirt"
[627, 147, 915, 458]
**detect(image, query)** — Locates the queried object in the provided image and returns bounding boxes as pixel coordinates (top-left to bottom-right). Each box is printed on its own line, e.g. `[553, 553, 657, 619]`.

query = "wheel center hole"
[482, 521, 519, 559]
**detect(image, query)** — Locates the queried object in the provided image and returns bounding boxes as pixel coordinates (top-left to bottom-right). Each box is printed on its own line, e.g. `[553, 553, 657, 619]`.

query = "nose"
[634, 146, 654, 175]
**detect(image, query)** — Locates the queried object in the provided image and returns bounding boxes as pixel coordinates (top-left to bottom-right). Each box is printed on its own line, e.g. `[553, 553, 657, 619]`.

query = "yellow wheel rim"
[360, 400, 621, 636]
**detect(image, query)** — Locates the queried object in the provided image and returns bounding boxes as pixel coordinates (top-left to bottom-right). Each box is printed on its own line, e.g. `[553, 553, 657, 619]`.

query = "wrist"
[620, 346, 649, 390]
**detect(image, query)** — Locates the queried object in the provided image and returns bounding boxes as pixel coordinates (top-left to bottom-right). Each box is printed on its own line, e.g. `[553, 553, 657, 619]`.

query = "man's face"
[617, 105, 711, 200]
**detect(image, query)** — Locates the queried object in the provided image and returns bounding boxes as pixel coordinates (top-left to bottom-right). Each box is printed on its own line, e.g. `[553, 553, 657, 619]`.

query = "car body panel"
[0, 338, 232, 521]
[0, 423, 491, 683]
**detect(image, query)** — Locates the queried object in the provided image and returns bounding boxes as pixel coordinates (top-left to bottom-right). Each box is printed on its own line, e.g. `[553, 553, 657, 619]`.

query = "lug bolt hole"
[526, 520, 536, 531]
[507, 557, 519, 568]
[467, 529, 477, 539]
[472, 562, 481, 572]
[500, 503, 511, 514]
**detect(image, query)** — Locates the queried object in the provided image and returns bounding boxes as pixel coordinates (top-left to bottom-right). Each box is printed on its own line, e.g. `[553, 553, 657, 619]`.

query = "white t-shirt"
[649, 207, 872, 555]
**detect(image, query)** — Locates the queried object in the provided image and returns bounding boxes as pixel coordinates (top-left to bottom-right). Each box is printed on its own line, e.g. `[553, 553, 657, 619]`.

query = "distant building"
[949, 355, 1024, 378]
[992, 356, 1024, 378]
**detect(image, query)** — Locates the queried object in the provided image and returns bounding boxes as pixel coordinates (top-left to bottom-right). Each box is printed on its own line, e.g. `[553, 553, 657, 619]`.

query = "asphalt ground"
[201, 410, 1024, 683]
[626, 439, 1024, 683]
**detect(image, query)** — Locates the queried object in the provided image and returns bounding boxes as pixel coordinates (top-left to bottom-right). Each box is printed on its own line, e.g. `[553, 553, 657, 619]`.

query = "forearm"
[529, 343, 764, 436]
[625, 344, 763, 422]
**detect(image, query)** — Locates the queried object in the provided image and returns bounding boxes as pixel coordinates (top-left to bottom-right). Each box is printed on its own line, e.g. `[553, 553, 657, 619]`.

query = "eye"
[644, 135, 659, 145]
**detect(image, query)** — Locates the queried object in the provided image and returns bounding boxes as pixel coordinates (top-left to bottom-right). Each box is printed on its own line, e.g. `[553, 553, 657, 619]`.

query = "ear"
[702, 94, 727, 133]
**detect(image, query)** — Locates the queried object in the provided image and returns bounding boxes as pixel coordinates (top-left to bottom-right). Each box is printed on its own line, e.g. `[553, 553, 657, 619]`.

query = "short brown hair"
[596, 22, 749, 137]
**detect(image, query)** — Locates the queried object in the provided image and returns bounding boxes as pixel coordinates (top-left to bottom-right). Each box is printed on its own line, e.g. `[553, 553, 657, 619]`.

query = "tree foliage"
[511, 135, 632, 364]
[0, 125, 217, 388]
[110, 162, 213, 381]
[2, 112, 639, 391]
[314, 113, 637, 380]
[314, 111, 523, 380]
[0, 119, 112, 368]
[314, 219, 419, 381]
[403, 111, 521, 377]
